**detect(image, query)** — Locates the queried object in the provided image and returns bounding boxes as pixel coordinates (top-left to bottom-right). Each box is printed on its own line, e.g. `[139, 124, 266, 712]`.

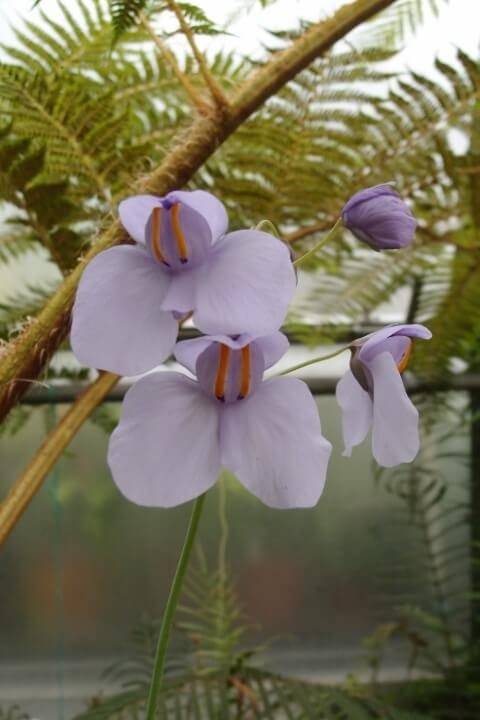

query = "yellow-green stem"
[146, 493, 207, 718]
[166, 0, 229, 109]
[0, 371, 118, 547]
[278, 345, 349, 376]
[293, 218, 342, 267]
[139, 11, 209, 113]
[255, 219, 281, 238]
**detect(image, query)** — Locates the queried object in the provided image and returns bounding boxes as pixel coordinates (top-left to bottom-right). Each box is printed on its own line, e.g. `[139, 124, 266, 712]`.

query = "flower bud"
[341, 184, 416, 250]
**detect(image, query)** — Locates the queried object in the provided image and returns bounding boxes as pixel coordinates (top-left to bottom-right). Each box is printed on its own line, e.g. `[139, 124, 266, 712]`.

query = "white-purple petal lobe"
[369, 352, 420, 467]
[108, 372, 221, 507]
[71, 246, 178, 375]
[336, 370, 373, 457]
[167, 190, 228, 241]
[118, 195, 161, 244]
[358, 323, 432, 362]
[255, 332, 290, 369]
[174, 337, 213, 374]
[193, 230, 296, 336]
[220, 377, 332, 509]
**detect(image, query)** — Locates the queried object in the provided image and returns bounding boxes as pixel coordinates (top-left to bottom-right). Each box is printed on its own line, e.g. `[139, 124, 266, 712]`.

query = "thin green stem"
[255, 219, 281, 238]
[146, 493, 207, 718]
[218, 476, 228, 582]
[278, 345, 350, 376]
[293, 218, 342, 267]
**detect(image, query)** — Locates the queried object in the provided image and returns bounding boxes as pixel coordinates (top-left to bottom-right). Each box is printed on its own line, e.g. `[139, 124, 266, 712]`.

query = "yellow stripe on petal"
[238, 345, 251, 400]
[397, 339, 412, 373]
[171, 203, 189, 264]
[150, 207, 169, 266]
[214, 344, 231, 401]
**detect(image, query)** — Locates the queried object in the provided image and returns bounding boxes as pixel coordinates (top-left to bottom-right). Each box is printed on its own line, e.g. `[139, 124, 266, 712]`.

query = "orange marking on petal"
[238, 345, 251, 400]
[171, 203, 189, 263]
[397, 339, 413, 373]
[214, 344, 231, 401]
[151, 207, 169, 266]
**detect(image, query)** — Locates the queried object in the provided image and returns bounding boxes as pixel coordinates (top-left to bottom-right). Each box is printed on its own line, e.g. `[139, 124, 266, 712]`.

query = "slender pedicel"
[238, 345, 251, 400]
[171, 203, 189, 264]
[397, 339, 412, 373]
[214, 344, 231, 402]
[145, 494, 206, 719]
[150, 207, 171, 267]
[278, 345, 349, 376]
[293, 217, 342, 267]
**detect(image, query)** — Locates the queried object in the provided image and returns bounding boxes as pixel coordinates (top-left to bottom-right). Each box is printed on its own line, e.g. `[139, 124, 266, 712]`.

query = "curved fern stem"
[138, 10, 209, 114]
[166, 0, 229, 110]
[0, 371, 119, 547]
[293, 218, 342, 267]
[146, 492, 207, 718]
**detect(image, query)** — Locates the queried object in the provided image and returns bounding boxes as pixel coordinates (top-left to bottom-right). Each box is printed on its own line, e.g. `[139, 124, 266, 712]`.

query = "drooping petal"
[255, 332, 289, 369]
[166, 190, 228, 241]
[118, 195, 161, 244]
[71, 245, 177, 375]
[108, 372, 221, 507]
[336, 370, 373, 457]
[193, 230, 296, 336]
[358, 323, 432, 363]
[368, 351, 420, 467]
[221, 377, 332, 508]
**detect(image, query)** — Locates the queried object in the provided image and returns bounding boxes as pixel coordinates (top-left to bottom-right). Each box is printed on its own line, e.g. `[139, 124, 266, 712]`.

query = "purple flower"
[108, 332, 332, 509]
[342, 184, 417, 250]
[71, 190, 296, 376]
[336, 324, 432, 467]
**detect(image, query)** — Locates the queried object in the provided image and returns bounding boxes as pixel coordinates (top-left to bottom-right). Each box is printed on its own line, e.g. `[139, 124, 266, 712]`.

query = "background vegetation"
[1, 0, 479, 717]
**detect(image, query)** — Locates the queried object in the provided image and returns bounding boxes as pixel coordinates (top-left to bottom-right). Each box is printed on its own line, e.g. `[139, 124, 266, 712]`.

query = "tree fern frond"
[373, 394, 472, 677]
[355, 0, 449, 49]
[0, 282, 60, 340]
[109, 0, 148, 41]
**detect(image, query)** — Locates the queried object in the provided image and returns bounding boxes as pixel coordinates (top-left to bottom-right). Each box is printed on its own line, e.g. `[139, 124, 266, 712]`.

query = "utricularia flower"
[336, 324, 432, 467]
[342, 184, 417, 250]
[71, 191, 296, 375]
[108, 332, 332, 509]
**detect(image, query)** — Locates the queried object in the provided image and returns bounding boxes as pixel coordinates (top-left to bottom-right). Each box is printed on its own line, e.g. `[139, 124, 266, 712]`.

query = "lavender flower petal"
[108, 372, 221, 507]
[118, 195, 161, 244]
[336, 370, 373, 457]
[254, 331, 289, 369]
[71, 245, 178, 375]
[167, 190, 228, 241]
[342, 184, 417, 250]
[358, 323, 432, 363]
[369, 351, 420, 467]
[220, 377, 332, 508]
[193, 230, 296, 336]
